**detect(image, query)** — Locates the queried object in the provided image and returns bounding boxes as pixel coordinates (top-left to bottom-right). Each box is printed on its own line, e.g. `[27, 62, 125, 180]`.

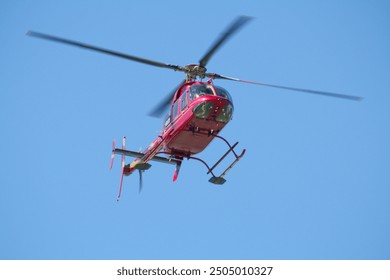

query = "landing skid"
[188, 135, 245, 185]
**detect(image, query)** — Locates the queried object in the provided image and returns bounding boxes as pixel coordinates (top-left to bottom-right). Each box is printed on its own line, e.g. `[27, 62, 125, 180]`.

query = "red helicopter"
[28, 16, 362, 200]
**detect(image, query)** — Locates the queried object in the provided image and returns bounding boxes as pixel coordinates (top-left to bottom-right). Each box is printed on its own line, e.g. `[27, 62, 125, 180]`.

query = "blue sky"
[1, 0, 389, 259]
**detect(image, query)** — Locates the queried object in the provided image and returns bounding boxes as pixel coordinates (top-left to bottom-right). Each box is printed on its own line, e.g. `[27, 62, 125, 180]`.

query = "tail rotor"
[110, 136, 147, 200]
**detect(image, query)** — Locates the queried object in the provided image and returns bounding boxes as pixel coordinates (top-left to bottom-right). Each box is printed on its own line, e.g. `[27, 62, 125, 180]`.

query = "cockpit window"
[215, 86, 233, 102]
[189, 84, 215, 100]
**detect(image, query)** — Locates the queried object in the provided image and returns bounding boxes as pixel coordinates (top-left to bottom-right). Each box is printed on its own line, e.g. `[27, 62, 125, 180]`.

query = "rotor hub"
[184, 64, 207, 81]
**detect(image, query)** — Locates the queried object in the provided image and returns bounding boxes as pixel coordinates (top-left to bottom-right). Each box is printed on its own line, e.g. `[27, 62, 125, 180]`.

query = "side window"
[164, 113, 171, 128]
[181, 90, 188, 110]
[172, 99, 179, 120]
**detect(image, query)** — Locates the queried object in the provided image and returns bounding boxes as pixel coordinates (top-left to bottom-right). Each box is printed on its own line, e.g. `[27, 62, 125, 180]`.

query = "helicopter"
[27, 16, 362, 200]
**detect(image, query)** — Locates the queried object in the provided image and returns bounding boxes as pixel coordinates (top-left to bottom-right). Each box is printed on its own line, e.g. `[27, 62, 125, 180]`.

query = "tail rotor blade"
[138, 170, 143, 194]
[117, 136, 126, 202]
[110, 139, 116, 169]
[173, 161, 182, 182]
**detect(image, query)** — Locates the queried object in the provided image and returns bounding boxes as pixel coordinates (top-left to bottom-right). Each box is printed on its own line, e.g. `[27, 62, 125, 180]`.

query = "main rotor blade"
[27, 31, 184, 72]
[212, 73, 363, 101]
[199, 16, 252, 67]
[148, 79, 186, 118]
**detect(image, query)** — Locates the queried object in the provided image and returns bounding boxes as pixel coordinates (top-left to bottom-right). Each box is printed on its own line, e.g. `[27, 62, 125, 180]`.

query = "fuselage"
[125, 81, 234, 175]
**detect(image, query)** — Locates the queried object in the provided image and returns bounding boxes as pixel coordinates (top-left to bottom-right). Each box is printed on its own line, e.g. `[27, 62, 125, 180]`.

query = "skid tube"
[188, 135, 246, 185]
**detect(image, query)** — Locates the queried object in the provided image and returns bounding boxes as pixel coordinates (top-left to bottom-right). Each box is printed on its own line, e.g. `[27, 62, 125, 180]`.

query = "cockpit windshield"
[189, 84, 215, 100]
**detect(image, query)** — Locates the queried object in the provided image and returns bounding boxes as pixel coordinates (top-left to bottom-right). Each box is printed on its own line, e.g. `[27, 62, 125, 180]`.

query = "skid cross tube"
[207, 141, 239, 175]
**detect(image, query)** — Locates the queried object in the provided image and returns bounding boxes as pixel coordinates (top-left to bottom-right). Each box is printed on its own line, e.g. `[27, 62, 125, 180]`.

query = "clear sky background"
[1, 0, 389, 260]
